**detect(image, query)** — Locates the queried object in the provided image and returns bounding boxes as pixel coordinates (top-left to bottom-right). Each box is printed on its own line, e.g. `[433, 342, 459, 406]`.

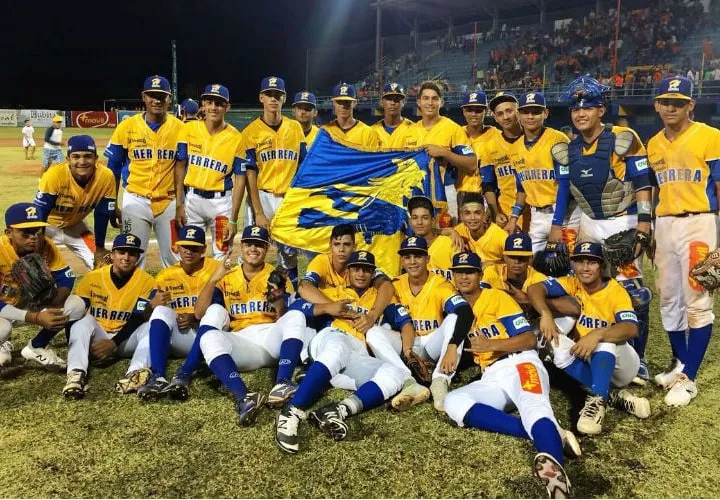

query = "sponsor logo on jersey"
[450, 295, 467, 306]
[513, 316, 530, 329]
[619, 311, 637, 322]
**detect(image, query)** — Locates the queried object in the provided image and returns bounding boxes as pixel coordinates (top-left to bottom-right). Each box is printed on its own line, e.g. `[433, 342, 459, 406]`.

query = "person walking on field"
[21, 119, 36, 160]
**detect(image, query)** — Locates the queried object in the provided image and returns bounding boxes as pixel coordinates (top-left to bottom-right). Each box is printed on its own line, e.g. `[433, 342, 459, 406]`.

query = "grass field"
[0, 126, 719, 498]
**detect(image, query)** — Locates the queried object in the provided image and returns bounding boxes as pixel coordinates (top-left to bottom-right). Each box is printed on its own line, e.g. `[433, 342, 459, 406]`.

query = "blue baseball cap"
[348, 250, 376, 269]
[181, 98, 199, 114]
[201, 84, 230, 103]
[332, 83, 357, 101]
[67, 135, 97, 154]
[260, 76, 286, 94]
[571, 241, 604, 261]
[656, 76, 693, 101]
[450, 251, 481, 271]
[398, 236, 428, 255]
[143, 75, 171, 94]
[489, 90, 518, 111]
[382, 82, 405, 97]
[518, 91, 546, 109]
[292, 91, 317, 107]
[241, 225, 270, 244]
[504, 233, 533, 257]
[176, 225, 206, 247]
[112, 233, 144, 253]
[461, 91, 488, 108]
[5, 202, 49, 229]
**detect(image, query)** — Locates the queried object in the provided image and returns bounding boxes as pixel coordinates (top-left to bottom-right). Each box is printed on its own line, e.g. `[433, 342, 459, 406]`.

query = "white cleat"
[664, 373, 698, 407]
[609, 389, 651, 419]
[430, 378, 449, 412]
[576, 394, 606, 435]
[391, 379, 430, 411]
[533, 452, 573, 499]
[0, 341, 13, 366]
[654, 358, 684, 389]
[21, 343, 66, 368]
[559, 428, 582, 458]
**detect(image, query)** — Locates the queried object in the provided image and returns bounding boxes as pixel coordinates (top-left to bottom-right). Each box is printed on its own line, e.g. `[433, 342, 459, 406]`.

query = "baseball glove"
[603, 229, 651, 268]
[266, 268, 287, 303]
[401, 351, 435, 385]
[690, 248, 720, 291]
[533, 241, 571, 277]
[11, 253, 57, 309]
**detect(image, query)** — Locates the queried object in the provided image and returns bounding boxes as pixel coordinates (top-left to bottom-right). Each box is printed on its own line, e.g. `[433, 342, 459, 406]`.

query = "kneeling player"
[274, 251, 408, 454]
[528, 242, 650, 435]
[445, 251, 578, 499]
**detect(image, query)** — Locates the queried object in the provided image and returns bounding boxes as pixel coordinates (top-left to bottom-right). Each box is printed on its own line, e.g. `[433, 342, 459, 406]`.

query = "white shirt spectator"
[22, 125, 35, 145]
[712, 68, 720, 80]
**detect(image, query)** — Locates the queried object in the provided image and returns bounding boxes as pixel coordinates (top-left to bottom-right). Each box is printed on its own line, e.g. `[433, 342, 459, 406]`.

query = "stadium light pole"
[172, 40, 178, 109]
[375, 0, 382, 83]
[611, 0, 620, 76]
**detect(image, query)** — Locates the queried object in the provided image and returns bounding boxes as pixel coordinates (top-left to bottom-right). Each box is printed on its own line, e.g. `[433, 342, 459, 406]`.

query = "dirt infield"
[0, 137, 110, 148]
[4, 162, 42, 177]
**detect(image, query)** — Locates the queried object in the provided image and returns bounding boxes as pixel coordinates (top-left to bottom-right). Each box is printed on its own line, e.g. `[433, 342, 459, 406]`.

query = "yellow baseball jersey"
[322, 120, 380, 149]
[302, 254, 347, 290]
[541, 275, 637, 338]
[467, 288, 532, 369]
[242, 118, 306, 195]
[176, 120, 246, 192]
[0, 235, 73, 306]
[647, 122, 720, 216]
[371, 118, 415, 149]
[155, 258, 220, 315]
[427, 235, 456, 280]
[214, 263, 294, 331]
[304, 125, 320, 148]
[454, 222, 506, 263]
[481, 264, 547, 292]
[76, 266, 156, 335]
[457, 126, 501, 192]
[325, 285, 379, 343]
[393, 272, 467, 336]
[35, 161, 116, 228]
[479, 133, 523, 216]
[510, 127, 569, 207]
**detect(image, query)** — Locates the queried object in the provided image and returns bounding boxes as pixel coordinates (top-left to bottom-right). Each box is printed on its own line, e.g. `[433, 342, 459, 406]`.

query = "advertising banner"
[17, 109, 61, 127]
[71, 111, 117, 128]
[0, 109, 18, 127]
[117, 110, 142, 122]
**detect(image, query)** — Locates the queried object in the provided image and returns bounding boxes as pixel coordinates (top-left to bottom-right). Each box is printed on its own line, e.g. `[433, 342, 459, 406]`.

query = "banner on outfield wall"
[17, 109, 61, 127]
[0, 109, 18, 127]
[117, 110, 142, 122]
[71, 111, 117, 128]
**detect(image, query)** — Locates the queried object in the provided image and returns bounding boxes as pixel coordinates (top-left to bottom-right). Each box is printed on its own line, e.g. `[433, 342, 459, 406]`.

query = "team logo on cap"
[268, 77, 278, 87]
[580, 242, 591, 252]
[458, 253, 469, 264]
[407, 237, 417, 245]
[151, 77, 161, 88]
[301, 92, 309, 100]
[186, 228, 196, 238]
[496, 91, 505, 96]
[251, 227, 262, 236]
[667, 79, 681, 92]
[513, 237, 524, 249]
[525, 92, 536, 104]
[25, 206, 38, 219]
[340, 85, 349, 95]
[469, 93, 478, 101]
[358, 251, 367, 260]
[390, 83, 398, 91]
[126, 235, 136, 244]
[211, 84, 221, 93]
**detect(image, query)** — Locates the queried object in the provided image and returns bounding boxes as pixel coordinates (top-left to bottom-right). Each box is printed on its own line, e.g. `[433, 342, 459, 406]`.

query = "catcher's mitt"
[533, 241, 571, 277]
[690, 248, 720, 291]
[266, 268, 287, 303]
[11, 253, 57, 309]
[401, 351, 435, 385]
[603, 229, 651, 268]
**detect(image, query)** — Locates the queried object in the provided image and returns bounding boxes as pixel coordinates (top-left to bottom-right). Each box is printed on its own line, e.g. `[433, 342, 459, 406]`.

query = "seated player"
[445, 251, 578, 499]
[528, 242, 651, 435]
[193, 225, 309, 426]
[366, 237, 473, 411]
[64, 234, 164, 399]
[274, 251, 409, 454]
[0, 202, 85, 368]
[451, 193, 506, 266]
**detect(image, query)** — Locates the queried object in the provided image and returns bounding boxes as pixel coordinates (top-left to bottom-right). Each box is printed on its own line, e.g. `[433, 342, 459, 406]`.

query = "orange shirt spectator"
[614, 74, 624, 88]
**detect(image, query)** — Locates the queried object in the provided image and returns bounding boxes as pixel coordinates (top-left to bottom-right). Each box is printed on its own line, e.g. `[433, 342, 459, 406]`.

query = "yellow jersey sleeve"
[156, 258, 220, 315]
[302, 254, 346, 290]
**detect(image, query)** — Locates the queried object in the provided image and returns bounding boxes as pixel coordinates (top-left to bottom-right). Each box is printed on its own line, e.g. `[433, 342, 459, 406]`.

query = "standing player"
[104, 75, 184, 268]
[291, 91, 319, 147]
[180, 99, 200, 122]
[322, 83, 379, 148]
[647, 76, 720, 406]
[445, 251, 577, 499]
[505, 92, 569, 252]
[34, 135, 119, 270]
[453, 193, 507, 265]
[22, 119, 35, 160]
[174, 83, 246, 261]
[42, 115, 64, 172]
[370, 82, 414, 149]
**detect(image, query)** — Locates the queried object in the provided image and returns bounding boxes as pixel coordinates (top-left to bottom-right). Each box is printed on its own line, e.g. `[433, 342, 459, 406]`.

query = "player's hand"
[504, 218, 518, 233]
[506, 282, 529, 304]
[110, 207, 122, 229]
[444, 228, 465, 252]
[222, 222, 237, 245]
[32, 308, 68, 330]
[352, 310, 378, 333]
[539, 311, 560, 346]
[548, 225, 563, 243]
[90, 339, 116, 360]
[255, 212, 270, 230]
[175, 205, 187, 231]
[94, 248, 111, 268]
[424, 144, 449, 159]
[325, 300, 360, 319]
[150, 290, 171, 309]
[212, 260, 233, 281]
[439, 345, 458, 374]
[176, 313, 197, 331]
[571, 329, 602, 360]
[464, 334, 494, 354]
[495, 212, 509, 227]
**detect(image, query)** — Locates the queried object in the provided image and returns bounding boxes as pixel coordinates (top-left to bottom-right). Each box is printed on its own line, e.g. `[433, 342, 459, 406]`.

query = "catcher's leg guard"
[620, 279, 651, 360]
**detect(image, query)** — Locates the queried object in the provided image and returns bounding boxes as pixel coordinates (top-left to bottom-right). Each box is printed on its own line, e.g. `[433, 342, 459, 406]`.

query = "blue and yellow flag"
[271, 130, 432, 277]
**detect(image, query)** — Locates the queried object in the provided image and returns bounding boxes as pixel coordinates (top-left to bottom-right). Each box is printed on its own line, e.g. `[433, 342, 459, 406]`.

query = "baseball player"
[647, 75, 720, 406]
[452, 193, 507, 265]
[63, 233, 164, 399]
[180, 98, 200, 122]
[322, 82, 380, 148]
[22, 119, 36, 160]
[174, 83, 246, 261]
[42, 115, 64, 171]
[291, 91, 320, 147]
[370, 82, 414, 148]
[243, 76, 307, 287]
[528, 242, 651, 435]
[0, 202, 85, 368]
[34, 135, 119, 270]
[366, 236, 473, 411]
[550, 76, 653, 384]
[444, 251, 578, 499]
[505, 92, 569, 253]
[104, 75, 184, 268]
[275, 250, 409, 454]
[192, 225, 309, 425]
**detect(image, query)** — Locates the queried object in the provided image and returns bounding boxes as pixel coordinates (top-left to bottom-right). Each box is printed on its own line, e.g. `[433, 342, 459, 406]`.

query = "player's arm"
[245, 167, 269, 229]
[44, 127, 60, 146]
[194, 264, 231, 320]
[549, 160, 571, 242]
[466, 330, 536, 354]
[0, 300, 67, 330]
[174, 159, 188, 229]
[439, 294, 474, 374]
[528, 278, 569, 344]
[505, 173, 527, 232]
[297, 263, 333, 303]
[571, 310, 638, 360]
[479, 163, 501, 222]
[225, 157, 248, 245]
[289, 298, 359, 320]
[33, 178, 57, 222]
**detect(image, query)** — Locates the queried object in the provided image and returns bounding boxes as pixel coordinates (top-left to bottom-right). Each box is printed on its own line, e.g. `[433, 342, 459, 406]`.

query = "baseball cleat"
[275, 404, 306, 455]
[115, 367, 152, 394]
[608, 389, 651, 419]
[391, 379, 430, 411]
[0, 340, 13, 367]
[63, 369, 88, 400]
[576, 394, 606, 435]
[664, 373, 698, 407]
[235, 392, 266, 426]
[137, 374, 170, 402]
[430, 378, 449, 412]
[309, 403, 349, 441]
[631, 360, 649, 386]
[267, 379, 298, 409]
[559, 428, 582, 458]
[533, 452, 573, 499]
[654, 358, 684, 389]
[21, 343, 66, 369]
[164, 369, 192, 401]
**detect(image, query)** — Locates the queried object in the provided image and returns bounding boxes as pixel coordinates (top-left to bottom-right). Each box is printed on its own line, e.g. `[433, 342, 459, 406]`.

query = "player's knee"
[554, 316, 576, 336]
[63, 294, 88, 322]
[687, 308, 714, 329]
[595, 341, 617, 356]
[365, 326, 389, 347]
[199, 330, 230, 364]
[68, 315, 95, 341]
[150, 305, 177, 327]
[199, 304, 230, 331]
[278, 310, 306, 339]
[552, 335, 576, 368]
[315, 339, 351, 376]
[372, 363, 405, 398]
[444, 389, 476, 427]
[0, 318, 12, 343]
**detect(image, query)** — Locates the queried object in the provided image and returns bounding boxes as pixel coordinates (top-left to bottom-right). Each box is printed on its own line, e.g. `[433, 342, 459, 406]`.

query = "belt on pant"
[666, 211, 711, 218]
[188, 187, 230, 199]
[532, 205, 554, 214]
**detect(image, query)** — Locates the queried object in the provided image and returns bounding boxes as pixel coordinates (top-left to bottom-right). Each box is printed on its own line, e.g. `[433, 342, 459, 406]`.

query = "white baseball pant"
[185, 190, 232, 261]
[245, 190, 297, 271]
[121, 191, 178, 269]
[529, 206, 555, 253]
[0, 294, 86, 344]
[46, 223, 96, 271]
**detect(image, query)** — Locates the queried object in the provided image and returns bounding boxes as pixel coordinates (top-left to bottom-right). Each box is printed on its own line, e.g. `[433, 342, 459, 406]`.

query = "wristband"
[511, 203, 523, 218]
[637, 214, 652, 223]
[228, 220, 238, 226]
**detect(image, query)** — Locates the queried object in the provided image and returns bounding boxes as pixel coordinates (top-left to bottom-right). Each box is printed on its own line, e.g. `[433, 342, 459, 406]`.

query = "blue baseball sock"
[563, 358, 593, 388]
[667, 330, 688, 363]
[149, 319, 171, 377]
[276, 338, 303, 383]
[683, 325, 712, 380]
[632, 306, 650, 360]
[179, 324, 214, 375]
[463, 403, 530, 439]
[346, 381, 384, 413]
[31, 329, 58, 348]
[530, 418, 565, 465]
[589, 350, 615, 400]
[291, 362, 331, 410]
[208, 354, 247, 400]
